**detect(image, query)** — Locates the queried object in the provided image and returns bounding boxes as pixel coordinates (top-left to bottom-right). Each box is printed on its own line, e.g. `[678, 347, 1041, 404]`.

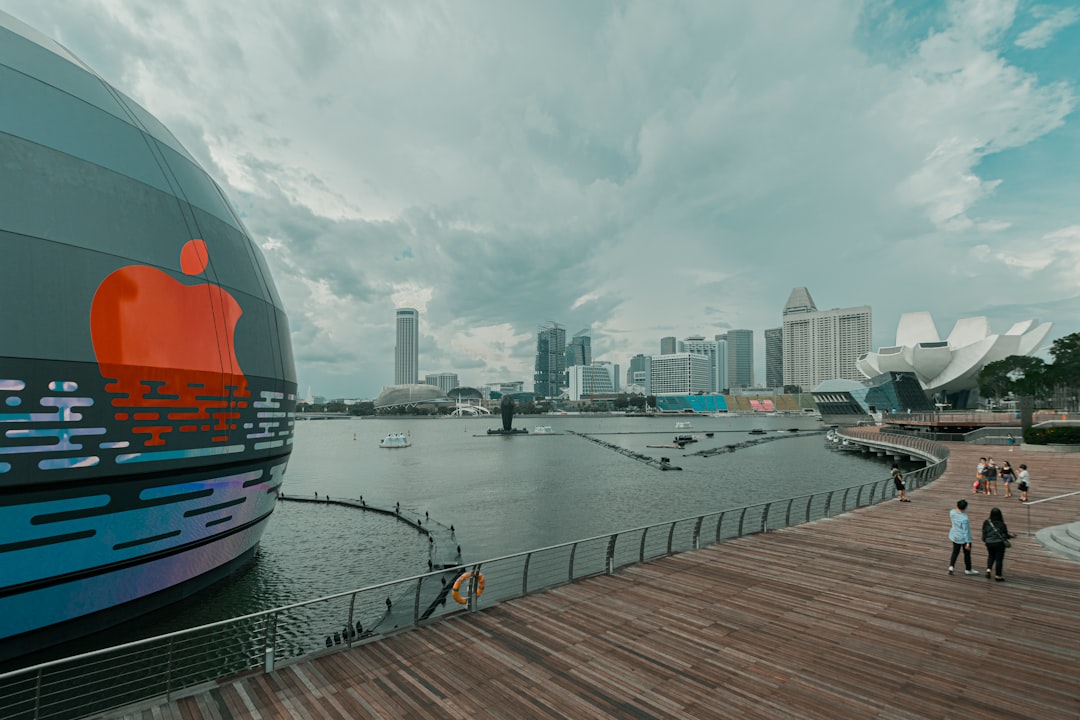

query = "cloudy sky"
[5, 0, 1080, 398]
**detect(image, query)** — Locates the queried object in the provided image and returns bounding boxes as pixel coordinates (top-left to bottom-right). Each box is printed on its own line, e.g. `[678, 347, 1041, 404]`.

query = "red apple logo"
[91, 240, 249, 446]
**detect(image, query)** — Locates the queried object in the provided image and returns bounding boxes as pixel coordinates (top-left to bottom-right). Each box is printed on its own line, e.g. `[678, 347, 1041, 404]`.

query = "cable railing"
[0, 433, 949, 720]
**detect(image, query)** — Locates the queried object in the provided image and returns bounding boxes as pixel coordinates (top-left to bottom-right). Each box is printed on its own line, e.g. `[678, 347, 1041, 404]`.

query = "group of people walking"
[973, 457, 1029, 501]
[948, 499, 1016, 581]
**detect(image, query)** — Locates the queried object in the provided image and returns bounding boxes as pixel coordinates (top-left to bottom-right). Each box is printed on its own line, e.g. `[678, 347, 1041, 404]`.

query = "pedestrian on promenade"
[948, 499, 978, 575]
[1017, 464, 1030, 502]
[982, 507, 1015, 581]
[892, 464, 910, 502]
[1007, 433, 1016, 452]
[975, 457, 986, 494]
[1000, 461, 1016, 498]
[984, 458, 998, 496]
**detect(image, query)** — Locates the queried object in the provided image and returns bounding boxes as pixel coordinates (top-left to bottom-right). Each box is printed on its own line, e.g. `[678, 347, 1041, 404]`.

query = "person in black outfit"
[891, 464, 909, 502]
[982, 507, 1014, 581]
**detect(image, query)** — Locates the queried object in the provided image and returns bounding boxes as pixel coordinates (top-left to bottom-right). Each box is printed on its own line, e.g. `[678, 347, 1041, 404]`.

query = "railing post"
[347, 593, 357, 646]
[468, 568, 479, 611]
[692, 517, 704, 550]
[761, 503, 771, 533]
[715, 512, 726, 543]
[841, 487, 851, 512]
[639, 527, 649, 563]
[667, 522, 677, 554]
[413, 577, 424, 625]
[824, 491, 833, 517]
[606, 534, 617, 573]
[522, 552, 532, 595]
[737, 507, 748, 536]
[785, 498, 793, 527]
[264, 613, 276, 673]
[33, 668, 42, 720]
[806, 495, 813, 523]
[165, 637, 173, 702]
[568, 543, 577, 583]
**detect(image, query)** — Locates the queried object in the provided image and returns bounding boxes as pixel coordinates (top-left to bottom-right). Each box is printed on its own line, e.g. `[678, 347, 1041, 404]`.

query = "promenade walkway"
[97, 439, 1080, 719]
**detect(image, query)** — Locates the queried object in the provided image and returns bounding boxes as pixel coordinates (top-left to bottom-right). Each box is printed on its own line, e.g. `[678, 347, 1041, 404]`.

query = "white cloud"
[1016, 5, 1080, 49]
[4, 0, 1079, 397]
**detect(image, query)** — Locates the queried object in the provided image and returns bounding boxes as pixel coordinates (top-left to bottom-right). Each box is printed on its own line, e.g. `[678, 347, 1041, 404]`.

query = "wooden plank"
[91, 440, 1080, 719]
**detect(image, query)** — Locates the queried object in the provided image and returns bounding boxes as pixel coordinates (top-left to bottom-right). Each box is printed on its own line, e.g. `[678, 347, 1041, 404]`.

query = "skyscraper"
[680, 335, 725, 393]
[534, 322, 566, 398]
[627, 353, 652, 394]
[660, 336, 677, 355]
[566, 331, 592, 369]
[781, 287, 871, 390]
[765, 328, 783, 388]
[424, 372, 458, 394]
[394, 308, 419, 385]
[726, 329, 754, 388]
[649, 353, 712, 395]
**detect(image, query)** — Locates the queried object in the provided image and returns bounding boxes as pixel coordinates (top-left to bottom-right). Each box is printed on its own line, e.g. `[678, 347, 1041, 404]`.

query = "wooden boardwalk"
[98, 439, 1080, 719]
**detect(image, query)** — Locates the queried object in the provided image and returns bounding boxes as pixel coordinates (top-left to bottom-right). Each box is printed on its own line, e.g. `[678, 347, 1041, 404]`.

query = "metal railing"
[1021, 490, 1080, 536]
[0, 433, 949, 720]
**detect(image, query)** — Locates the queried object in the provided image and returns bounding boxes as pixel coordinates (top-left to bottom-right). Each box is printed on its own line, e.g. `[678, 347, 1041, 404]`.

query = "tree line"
[977, 332, 1080, 410]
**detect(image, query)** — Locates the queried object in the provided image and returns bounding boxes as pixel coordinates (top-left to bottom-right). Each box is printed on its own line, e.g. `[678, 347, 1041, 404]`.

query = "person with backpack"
[982, 507, 1015, 581]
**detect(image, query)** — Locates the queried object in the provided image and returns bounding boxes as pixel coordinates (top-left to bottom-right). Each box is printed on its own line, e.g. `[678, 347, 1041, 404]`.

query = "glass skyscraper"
[765, 328, 783, 388]
[395, 308, 419, 385]
[534, 322, 566, 398]
[725, 329, 754, 389]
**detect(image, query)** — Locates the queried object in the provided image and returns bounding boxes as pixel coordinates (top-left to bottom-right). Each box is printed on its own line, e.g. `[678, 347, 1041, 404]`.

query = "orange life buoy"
[451, 571, 486, 605]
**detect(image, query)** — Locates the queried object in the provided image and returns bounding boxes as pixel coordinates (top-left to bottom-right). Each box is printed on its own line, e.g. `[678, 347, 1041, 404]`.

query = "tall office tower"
[565, 331, 592, 369]
[680, 335, 725, 393]
[726, 329, 754, 388]
[660, 336, 677, 355]
[781, 287, 871, 390]
[534, 321, 566, 398]
[764, 328, 783, 388]
[424, 372, 459, 394]
[395, 308, 419, 385]
[649, 353, 712, 395]
[567, 362, 620, 400]
[627, 354, 652, 394]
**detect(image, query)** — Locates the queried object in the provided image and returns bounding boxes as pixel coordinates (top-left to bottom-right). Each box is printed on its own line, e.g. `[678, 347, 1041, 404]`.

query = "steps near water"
[1035, 521, 1080, 563]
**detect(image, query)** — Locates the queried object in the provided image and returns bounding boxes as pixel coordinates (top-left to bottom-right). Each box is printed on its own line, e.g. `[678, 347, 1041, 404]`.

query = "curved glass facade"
[0, 11, 296, 660]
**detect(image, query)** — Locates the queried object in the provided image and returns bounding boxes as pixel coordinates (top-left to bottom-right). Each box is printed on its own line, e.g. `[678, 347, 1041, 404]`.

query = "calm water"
[80, 414, 907, 650]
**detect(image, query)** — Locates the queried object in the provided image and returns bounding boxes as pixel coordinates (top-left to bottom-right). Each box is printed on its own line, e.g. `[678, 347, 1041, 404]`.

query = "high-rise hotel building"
[781, 287, 871, 390]
[394, 308, 419, 385]
[649, 353, 712, 395]
[534, 322, 566, 398]
[721, 330, 754, 389]
[764, 328, 783, 388]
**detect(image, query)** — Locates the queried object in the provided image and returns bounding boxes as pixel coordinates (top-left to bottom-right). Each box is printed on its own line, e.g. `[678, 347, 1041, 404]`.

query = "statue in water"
[500, 395, 515, 432]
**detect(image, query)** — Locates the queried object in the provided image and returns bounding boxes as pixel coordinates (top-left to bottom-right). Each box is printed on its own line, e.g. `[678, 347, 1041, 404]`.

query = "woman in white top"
[1017, 464, 1030, 502]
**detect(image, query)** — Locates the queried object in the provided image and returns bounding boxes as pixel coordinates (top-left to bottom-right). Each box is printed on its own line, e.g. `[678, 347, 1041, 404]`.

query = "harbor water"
[58, 414, 906, 656]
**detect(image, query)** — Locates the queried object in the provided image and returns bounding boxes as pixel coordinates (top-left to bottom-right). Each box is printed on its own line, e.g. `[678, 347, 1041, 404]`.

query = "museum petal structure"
[856, 311, 1052, 402]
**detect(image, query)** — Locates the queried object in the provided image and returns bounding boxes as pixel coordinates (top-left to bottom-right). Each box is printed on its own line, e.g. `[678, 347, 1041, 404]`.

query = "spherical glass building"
[0, 11, 296, 661]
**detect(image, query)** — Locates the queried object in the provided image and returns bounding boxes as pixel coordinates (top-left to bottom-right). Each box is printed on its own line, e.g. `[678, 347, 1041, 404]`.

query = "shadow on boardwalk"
[99, 438, 1080, 720]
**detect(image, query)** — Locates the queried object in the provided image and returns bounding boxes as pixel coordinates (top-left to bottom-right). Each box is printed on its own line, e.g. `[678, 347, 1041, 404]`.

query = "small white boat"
[533, 426, 555, 435]
[379, 432, 411, 448]
[675, 420, 693, 429]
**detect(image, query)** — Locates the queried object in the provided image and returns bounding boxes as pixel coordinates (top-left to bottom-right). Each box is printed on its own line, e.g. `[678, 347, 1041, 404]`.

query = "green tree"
[977, 358, 1017, 402]
[1046, 332, 1080, 410]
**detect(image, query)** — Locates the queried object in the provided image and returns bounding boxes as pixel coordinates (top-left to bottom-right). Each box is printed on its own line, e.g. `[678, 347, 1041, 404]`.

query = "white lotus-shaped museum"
[856, 312, 1052, 396]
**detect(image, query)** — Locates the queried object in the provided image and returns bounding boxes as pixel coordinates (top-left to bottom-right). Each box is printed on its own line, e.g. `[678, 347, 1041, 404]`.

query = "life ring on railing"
[451, 571, 486, 605]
